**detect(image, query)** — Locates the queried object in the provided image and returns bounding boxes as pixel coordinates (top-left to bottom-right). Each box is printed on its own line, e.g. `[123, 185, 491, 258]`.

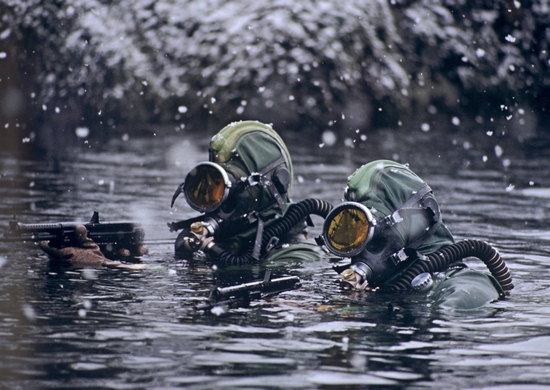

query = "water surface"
[1, 128, 549, 389]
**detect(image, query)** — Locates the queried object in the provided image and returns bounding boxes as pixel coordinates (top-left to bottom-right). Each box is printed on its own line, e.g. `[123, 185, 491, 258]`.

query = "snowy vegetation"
[1, 0, 549, 140]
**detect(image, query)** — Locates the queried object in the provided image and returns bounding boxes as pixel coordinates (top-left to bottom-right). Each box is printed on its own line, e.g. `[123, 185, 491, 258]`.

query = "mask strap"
[251, 214, 264, 260]
[258, 156, 286, 175]
[257, 155, 288, 213]
[406, 196, 442, 250]
[381, 184, 442, 249]
[238, 156, 289, 259]
[401, 184, 432, 208]
[381, 184, 432, 228]
[261, 178, 287, 211]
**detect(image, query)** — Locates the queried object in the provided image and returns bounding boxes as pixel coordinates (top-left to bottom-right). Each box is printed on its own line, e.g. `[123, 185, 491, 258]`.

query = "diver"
[319, 160, 513, 310]
[168, 120, 331, 265]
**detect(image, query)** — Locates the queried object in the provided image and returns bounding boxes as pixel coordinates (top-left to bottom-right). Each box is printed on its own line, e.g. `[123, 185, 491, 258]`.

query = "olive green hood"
[346, 160, 454, 254]
[209, 120, 293, 217]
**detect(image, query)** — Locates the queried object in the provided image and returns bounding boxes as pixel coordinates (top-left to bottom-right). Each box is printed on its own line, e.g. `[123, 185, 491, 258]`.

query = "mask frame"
[322, 202, 377, 258]
[174, 162, 233, 213]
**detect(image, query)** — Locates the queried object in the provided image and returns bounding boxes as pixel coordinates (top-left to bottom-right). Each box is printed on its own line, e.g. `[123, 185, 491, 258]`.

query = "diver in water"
[320, 160, 513, 310]
[168, 120, 331, 265]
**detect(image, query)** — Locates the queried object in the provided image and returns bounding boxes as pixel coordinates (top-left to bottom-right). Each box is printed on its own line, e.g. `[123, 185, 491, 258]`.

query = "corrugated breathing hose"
[207, 198, 333, 266]
[386, 239, 514, 295]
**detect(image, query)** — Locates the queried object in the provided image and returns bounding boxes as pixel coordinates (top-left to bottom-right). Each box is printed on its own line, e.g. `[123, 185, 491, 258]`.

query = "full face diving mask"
[171, 160, 291, 223]
[322, 177, 443, 289]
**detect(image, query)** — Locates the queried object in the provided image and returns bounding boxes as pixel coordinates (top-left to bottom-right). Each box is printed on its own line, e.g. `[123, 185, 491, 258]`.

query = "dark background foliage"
[0, 0, 548, 154]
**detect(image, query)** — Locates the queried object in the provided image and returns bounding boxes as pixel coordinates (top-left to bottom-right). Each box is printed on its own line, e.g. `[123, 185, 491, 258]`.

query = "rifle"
[1, 211, 145, 256]
[196, 270, 301, 311]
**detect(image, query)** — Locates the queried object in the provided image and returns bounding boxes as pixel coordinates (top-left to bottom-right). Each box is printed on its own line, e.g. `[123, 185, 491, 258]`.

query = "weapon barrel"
[195, 271, 302, 311]
[211, 275, 301, 301]
[1, 213, 145, 255]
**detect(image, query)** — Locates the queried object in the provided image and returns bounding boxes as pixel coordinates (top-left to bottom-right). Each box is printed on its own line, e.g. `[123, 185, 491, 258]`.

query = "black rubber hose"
[385, 240, 513, 294]
[207, 198, 333, 266]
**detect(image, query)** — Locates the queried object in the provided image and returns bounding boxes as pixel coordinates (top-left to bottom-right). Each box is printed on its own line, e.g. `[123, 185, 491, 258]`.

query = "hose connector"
[340, 262, 371, 291]
[179, 218, 219, 253]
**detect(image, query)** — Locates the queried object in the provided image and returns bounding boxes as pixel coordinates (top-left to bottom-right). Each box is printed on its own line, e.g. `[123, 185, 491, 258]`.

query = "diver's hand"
[38, 225, 148, 266]
[39, 225, 108, 265]
[38, 226, 105, 266]
[116, 244, 149, 258]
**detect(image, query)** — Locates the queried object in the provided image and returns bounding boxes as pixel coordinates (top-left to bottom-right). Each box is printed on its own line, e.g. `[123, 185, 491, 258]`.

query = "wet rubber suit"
[323, 160, 509, 310]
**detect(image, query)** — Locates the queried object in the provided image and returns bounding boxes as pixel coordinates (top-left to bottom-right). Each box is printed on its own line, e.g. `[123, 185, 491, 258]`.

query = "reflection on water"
[1, 129, 550, 389]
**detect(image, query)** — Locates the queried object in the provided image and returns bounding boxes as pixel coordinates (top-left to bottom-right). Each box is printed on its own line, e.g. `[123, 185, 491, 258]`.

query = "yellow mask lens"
[323, 202, 375, 256]
[184, 163, 230, 212]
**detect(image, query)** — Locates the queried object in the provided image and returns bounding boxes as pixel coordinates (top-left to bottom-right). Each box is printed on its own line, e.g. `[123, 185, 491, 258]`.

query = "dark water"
[1, 128, 550, 390]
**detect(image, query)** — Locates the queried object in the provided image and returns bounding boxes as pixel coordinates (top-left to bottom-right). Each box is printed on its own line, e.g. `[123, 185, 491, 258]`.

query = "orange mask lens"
[184, 163, 228, 211]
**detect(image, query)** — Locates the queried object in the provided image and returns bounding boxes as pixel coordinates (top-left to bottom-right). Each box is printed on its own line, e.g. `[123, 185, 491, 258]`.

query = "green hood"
[346, 160, 454, 254]
[209, 120, 293, 217]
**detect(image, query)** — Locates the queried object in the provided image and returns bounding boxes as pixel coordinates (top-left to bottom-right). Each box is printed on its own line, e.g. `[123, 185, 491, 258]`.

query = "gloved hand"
[39, 225, 148, 267]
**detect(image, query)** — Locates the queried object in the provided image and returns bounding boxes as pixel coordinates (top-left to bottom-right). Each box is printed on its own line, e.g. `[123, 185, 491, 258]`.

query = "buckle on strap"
[380, 184, 437, 229]
[383, 210, 403, 228]
[386, 248, 408, 267]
